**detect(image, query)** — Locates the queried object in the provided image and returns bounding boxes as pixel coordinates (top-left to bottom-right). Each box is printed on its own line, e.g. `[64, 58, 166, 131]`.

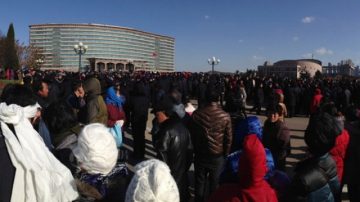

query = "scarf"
[0, 102, 78, 202]
[77, 163, 128, 198]
[105, 86, 125, 109]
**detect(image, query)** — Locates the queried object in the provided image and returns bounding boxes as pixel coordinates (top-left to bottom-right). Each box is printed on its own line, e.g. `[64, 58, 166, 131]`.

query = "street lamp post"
[74, 42, 88, 72]
[35, 58, 44, 69]
[208, 56, 220, 74]
[128, 59, 134, 73]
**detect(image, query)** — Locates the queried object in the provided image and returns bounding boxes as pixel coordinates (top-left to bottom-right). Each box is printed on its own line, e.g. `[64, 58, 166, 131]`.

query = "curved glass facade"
[29, 23, 175, 72]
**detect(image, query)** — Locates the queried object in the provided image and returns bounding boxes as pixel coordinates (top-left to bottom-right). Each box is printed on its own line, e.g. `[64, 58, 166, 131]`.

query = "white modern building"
[29, 23, 175, 72]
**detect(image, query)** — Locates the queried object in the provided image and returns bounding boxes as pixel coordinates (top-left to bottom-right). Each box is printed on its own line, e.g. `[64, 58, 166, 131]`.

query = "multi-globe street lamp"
[127, 59, 135, 73]
[208, 56, 220, 74]
[74, 42, 88, 72]
[35, 58, 44, 69]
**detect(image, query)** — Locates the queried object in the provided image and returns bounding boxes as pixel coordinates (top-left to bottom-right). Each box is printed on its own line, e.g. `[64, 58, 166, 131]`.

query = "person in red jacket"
[207, 134, 278, 202]
[330, 129, 350, 184]
[310, 88, 323, 114]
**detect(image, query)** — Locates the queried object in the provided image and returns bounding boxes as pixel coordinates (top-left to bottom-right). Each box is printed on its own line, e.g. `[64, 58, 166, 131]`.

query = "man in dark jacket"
[32, 79, 50, 109]
[130, 81, 150, 159]
[66, 81, 86, 120]
[190, 84, 232, 202]
[286, 82, 298, 118]
[250, 83, 264, 115]
[197, 78, 207, 109]
[154, 96, 193, 202]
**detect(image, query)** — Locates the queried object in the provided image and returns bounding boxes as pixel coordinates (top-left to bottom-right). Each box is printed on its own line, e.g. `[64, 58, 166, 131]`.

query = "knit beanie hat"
[73, 123, 118, 175]
[125, 159, 179, 202]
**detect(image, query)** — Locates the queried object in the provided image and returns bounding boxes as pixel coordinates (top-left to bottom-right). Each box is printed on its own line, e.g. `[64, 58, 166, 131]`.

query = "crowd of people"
[0, 68, 360, 202]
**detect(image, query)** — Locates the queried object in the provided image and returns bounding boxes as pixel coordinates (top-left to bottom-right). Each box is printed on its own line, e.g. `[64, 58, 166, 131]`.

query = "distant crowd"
[0, 68, 359, 202]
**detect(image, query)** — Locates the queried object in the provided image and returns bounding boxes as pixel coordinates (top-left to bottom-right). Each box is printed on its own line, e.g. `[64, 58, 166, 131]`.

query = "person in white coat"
[0, 84, 78, 202]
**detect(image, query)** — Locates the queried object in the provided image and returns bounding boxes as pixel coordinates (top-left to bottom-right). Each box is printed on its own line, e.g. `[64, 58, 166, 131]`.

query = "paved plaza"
[121, 106, 349, 201]
[122, 105, 309, 174]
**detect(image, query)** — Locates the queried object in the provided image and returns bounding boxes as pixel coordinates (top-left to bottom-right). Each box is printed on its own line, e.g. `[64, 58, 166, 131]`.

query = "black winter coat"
[155, 118, 193, 178]
[155, 117, 193, 197]
[287, 87, 298, 107]
[0, 132, 15, 202]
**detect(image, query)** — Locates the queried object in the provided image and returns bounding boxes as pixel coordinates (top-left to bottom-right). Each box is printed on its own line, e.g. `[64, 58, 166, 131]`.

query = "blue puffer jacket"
[222, 116, 273, 183]
[232, 116, 262, 151]
[220, 147, 275, 183]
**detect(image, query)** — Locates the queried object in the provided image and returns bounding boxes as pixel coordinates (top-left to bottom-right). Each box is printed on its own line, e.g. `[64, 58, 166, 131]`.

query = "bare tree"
[16, 40, 27, 67]
[16, 42, 44, 70]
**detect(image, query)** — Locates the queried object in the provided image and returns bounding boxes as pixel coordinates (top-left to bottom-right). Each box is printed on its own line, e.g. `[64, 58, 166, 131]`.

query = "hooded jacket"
[105, 86, 126, 127]
[207, 134, 278, 202]
[83, 78, 108, 125]
[329, 129, 349, 183]
[125, 159, 180, 202]
[310, 88, 323, 114]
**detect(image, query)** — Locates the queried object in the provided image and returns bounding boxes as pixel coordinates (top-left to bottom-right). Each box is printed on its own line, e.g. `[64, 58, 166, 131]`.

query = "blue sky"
[1, 0, 360, 72]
